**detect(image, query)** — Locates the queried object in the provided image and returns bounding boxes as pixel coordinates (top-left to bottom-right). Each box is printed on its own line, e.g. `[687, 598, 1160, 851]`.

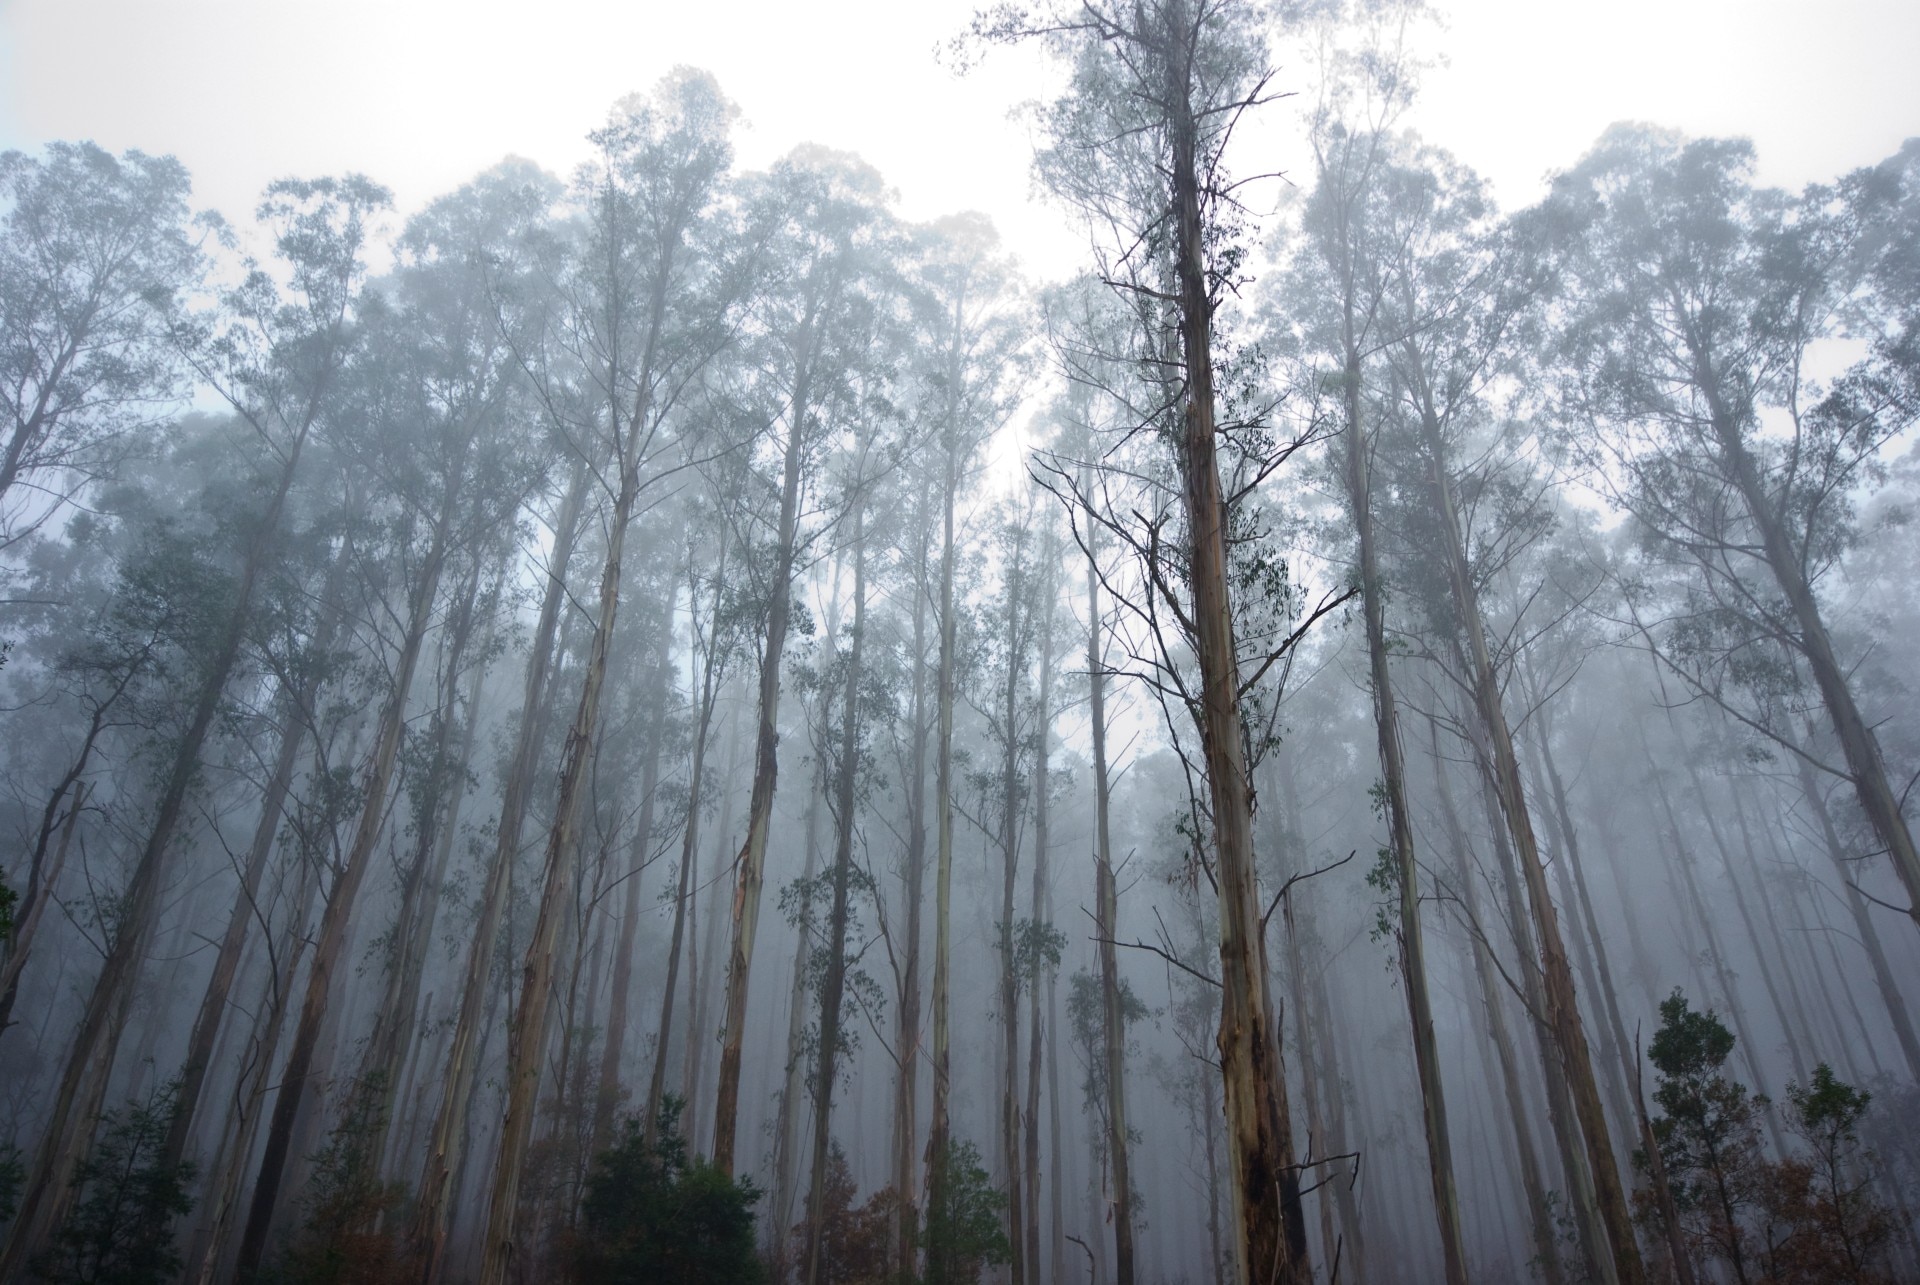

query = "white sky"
[3, 0, 1916, 279]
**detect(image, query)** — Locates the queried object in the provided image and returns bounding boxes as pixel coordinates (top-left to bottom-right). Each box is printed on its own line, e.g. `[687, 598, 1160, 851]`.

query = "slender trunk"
[776, 561, 844, 1273]
[476, 453, 642, 1285]
[1023, 537, 1056, 1281]
[1706, 393, 1920, 929]
[413, 455, 587, 1282]
[1427, 723, 1564, 1285]
[803, 503, 867, 1285]
[893, 471, 933, 1274]
[711, 315, 815, 1174]
[389, 601, 495, 1184]
[0, 667, 134, 1036]
[1791, 743, 1920, 1080]
[1424, 411, 1644, 1285]
[594, 612, 672, 1150]
[237, 508, 456, 1278]
[685, 704, 742, 1147]
[0, 773, 89, 1035]
[189, 842, 322, 1285]
[643, 538, 728, 1149]
[364, 554, 492, 1167]
[0, 407, 320, 1275]
[1525, 707, 1642, 1161]
[1167, 36, 1307, 1283]
[998, 521, 1029, 1285]
[1045, 904, 1065, 1285]
[1084, 488, 1136, 1285]
[1468, 712, 1609, 1283]
[924, 425, 960, 1280]
[771, 762, 826, 1277]
[1339, 339, 1467, 1285]
[159, 680, 311, 1176]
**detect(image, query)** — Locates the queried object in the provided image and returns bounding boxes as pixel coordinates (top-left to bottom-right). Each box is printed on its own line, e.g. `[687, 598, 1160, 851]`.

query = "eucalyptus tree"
[0, 141, 201, 549]
[641, 440, 758, 1154]
[0, 173, 388, 1277]
[228, 156, 551, 1278]
[964, 491, 1045, 1285]
[344, 163, 560, 1168]
[975, 2, 1339, 1275]
[1351, 134, 1646, 1282]
[474, 69, 746, 1285]
[909, 210, 1025, 1282]
[708, 145, 899, 1176]
[1546, 126, 1920, 933]
[800, 416, 897, 1285]
[1270, 7, 1467, 1275]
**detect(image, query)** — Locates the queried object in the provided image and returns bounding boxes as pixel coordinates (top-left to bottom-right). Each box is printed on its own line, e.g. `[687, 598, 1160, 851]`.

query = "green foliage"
[1639, 989, 1767, 1275]
[921, 1139, 1009, 1285]
[1007, 916, 1066, 991]
[1638, 993, 1898, 1282]
[33, 1078, 194, 1285]
[1065, 969, 1147, 1123]
[1362, 831, 1398, 946]
[568, 1096, 764, 1285]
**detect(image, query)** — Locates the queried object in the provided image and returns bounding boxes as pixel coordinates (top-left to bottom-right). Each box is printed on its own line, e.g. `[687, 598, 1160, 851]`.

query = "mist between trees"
[1, 2, 1918, 1284]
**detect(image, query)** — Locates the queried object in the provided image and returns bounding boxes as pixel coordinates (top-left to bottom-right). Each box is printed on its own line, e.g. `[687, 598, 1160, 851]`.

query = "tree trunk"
[364, 554, 493, 1170]
[924, 422, 960, 1280]
[642, 537, 729, 1150]
[1525, 705, 1641, 1161]
[997, 518, 1030, 1285]
[892, 468, 934, 1275]
[0, 412, 318, 1276]
[771, 762, 826, 1278]
[1023, 531, 1056, 1281]
[1791, 741, 1920, 1080]
[594, 611, 672, 1150]
[158, 674, 313, 1177]
[1338, 339, 1467, 1285]
[775, 559, 844, 1274]
[803, 502, 867, 1285]
[1706, 393, 1920, 929]
[1427, 723, 1563, 1285]
[1167, 38, 1309, 1284]
[1424, 413, 1645, 1285]
[711, 316, 815, 1175]
[476, 448, 643, 1285]
[412, 456, 587, 1282]
[236, 508, 456, 1279]
[187, 835, 321, 1285]
[1470, 715, 1610, 1283]
[0, 660, 138, 1039]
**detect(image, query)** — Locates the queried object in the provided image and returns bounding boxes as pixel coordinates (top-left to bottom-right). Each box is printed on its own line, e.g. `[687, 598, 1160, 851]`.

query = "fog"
[0, 4, 1917, 1285]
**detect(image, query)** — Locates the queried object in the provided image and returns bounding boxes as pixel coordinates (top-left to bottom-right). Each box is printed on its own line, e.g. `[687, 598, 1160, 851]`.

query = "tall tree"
[1548, 126, 1920, 931]
[0, 174, 387, 1276]
[913, 212, 1022, 1283]
[710, 146, 894, 1175]
[982, 3, 1332, 1276]
[475, 70, 741, 1285]
[231, 159, 543, 1276]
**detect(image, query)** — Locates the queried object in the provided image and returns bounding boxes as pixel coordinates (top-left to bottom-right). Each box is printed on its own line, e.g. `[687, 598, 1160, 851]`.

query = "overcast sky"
[2, 0, 1916, 277]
